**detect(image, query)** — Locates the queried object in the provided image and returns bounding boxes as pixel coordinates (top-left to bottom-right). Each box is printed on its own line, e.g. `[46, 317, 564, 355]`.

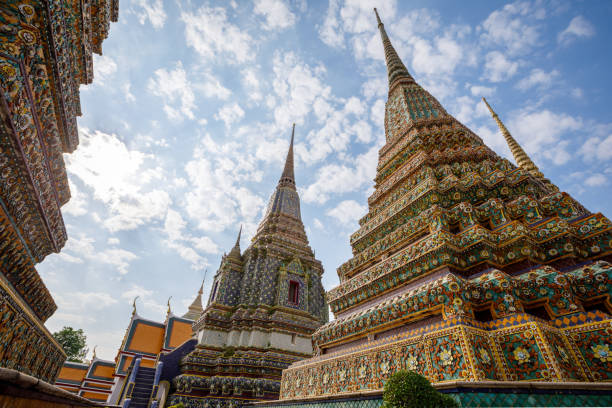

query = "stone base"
[253, 381, 612, 407]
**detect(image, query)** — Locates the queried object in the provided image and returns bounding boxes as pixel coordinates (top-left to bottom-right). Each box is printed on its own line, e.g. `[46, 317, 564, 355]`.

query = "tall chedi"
[167, 126, 328, 407]
[277, 9, 612, 406]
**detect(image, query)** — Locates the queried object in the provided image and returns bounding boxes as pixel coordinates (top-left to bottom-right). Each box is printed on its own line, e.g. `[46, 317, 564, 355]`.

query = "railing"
[149, 361, 164, 408]
[121, 355, 141, 408]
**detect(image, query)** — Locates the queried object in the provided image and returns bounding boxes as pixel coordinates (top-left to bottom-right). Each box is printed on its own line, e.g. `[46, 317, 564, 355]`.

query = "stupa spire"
[374, 8, 414, 89]
[482, 97, 558, 191]
[183, 274, 206, 320]
[279, 124, 295, 187]
[228, 226, 242, 259]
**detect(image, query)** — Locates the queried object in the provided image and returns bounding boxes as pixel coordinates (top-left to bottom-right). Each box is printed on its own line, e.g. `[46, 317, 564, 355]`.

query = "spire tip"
[374, 8, 382, 25]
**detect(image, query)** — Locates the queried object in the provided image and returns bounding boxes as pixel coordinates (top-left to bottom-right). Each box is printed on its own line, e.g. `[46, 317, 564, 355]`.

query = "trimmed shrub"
[382, 370, 459, 408]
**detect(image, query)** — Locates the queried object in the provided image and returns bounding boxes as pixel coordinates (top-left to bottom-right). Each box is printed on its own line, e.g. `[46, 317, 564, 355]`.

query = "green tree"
[383, 370, 459, 408]
[53, 326, 88, 362]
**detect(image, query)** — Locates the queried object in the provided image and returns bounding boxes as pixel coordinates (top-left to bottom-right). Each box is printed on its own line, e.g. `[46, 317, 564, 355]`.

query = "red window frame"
[288, 280, 299, 304]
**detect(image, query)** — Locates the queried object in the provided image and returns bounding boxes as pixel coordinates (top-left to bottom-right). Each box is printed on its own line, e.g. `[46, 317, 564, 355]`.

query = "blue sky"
[38, 0, 612, 360]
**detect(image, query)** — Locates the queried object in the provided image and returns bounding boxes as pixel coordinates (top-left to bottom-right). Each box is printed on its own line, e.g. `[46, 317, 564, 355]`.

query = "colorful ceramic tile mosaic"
[167, 127, 328, 407]
[278, 10, 612, 403]
[0, 0, 118, 383]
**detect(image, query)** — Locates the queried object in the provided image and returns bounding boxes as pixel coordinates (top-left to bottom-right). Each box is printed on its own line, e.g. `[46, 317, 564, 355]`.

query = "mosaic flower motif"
[592, 344, 612, 363]
[17, 28, 36, 45]
[358, 364, 367, 379]
[0, 64, 17, 80]
[555, 344, 570, 364]
[513, 346, 530, 365]
[322, 372, 329, 384]
[439, 348, 453, 367]
[478, 347, 491, 365]
[406, 355, 418, 371]
[380, 360, 390, 374]
[338, 369, 346, 382]
[18, 4, 35, 20]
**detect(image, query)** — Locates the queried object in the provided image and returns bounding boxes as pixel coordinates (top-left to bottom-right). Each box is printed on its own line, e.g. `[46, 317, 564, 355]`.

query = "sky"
[38, 0, 612, 361]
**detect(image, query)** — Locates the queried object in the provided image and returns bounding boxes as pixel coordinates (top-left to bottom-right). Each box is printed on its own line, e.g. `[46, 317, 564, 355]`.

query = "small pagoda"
[167, 126, 328, 407]
[277, 9, 612, 407]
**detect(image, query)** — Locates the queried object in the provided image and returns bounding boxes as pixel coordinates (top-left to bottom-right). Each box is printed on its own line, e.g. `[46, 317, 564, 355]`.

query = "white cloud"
[319, 0, 396, 53]
[272, 51, 331, 128]
[254, 0, 296, 30]
[558, 16, 595, 45]
[55, 292, 118, 312]
[326, 200, 367, 226]
[133, 0, 166, 29]
[585, 173, 607, 187]
[516, 68, 560, 90]
[122, 83, 136, 103]
[480, 1, 542, 55]
[319, 0, 344, 48]
[103, 249, 139, 275]
[242, 68, 263, 101]
[361, 76, 387, 100]
[107, 238, 120, 245]
[579, 134, 612, 162]
[302, 145, 378, 204]
[196, 71, 232, 100]
[162, 208, 218, 270]
[470, 85, 495, 97]
[181, 6, 255, 63]
[148, 62, 196, 121]
[62, 179, 88, 217]
[215, 102, 245, 128]
[313, 218, 325, 230]
[483, 51, 519, 82]
[371, 99, 385, 128]
[92, 55, 117, 84]
[122, 285, 165, 316]
[183, 134, 265, 232]
[508, 109, 581, 165]
[67, 128, 170, 232]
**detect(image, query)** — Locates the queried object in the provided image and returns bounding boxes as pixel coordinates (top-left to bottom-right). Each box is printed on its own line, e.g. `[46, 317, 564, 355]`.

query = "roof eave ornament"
[132, 296, 139, 316]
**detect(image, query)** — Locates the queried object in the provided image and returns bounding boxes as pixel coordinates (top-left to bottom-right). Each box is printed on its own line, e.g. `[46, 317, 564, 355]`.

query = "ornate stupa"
[167, 126, 328, 407]
[277, 9, 612, 406]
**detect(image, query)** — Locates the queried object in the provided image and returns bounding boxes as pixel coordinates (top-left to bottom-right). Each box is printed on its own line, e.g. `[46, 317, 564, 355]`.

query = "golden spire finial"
[92, 345, 97, 360]
[167, 296, 172, 315]
[132, 296, 139, 315]
[482, 97, 558, 192]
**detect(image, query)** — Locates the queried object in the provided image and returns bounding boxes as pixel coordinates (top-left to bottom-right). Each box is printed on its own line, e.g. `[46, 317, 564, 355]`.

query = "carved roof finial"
[132, 296, 139, 316]
[167, 296, 172, 315]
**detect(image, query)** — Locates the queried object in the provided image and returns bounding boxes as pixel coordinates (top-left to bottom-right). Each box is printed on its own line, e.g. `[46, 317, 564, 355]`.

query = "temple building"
[0, 0, 118, 405]
[273, 9, 612, 407]
[55, 351, 115, 403]
[165, 126, 328, 407]
[56, 282, 202, 405]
